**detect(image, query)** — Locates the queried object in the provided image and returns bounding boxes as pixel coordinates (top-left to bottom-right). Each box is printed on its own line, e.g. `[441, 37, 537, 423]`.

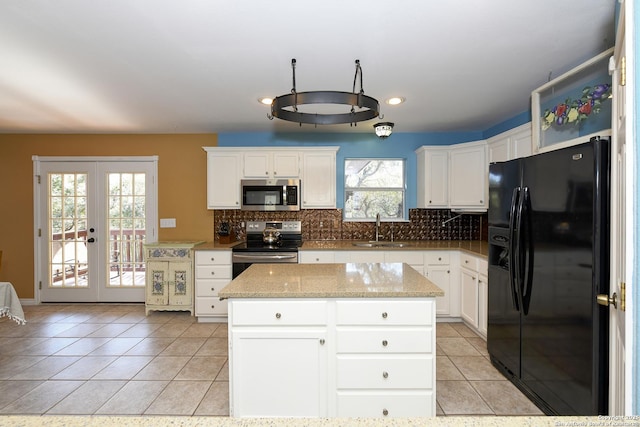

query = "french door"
[34, 157, 157, 302]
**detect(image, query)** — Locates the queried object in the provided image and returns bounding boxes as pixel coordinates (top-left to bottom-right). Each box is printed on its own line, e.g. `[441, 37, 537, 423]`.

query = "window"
[344, 159, 405, 220]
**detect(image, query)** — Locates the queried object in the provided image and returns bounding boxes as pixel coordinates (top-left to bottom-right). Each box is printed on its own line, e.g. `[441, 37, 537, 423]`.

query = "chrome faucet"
[441, 214, 462, 227]
[375, 213, 381, 241]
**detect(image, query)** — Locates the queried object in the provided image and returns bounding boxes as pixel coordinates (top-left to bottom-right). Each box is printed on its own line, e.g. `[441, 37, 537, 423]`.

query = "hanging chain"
[291, 58, 298, 112]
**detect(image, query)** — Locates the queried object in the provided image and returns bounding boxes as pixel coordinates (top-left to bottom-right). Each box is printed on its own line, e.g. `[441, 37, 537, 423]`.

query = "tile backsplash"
[213, 209, 487, 242]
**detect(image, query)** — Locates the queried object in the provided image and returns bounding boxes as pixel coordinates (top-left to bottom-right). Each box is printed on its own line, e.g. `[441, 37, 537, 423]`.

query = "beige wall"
[0, 134, 217, 299]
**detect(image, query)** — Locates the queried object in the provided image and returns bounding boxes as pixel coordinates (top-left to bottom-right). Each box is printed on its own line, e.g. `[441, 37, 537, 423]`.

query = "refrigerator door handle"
[520, 187, 534, 315]
[508, 187, 521, 311]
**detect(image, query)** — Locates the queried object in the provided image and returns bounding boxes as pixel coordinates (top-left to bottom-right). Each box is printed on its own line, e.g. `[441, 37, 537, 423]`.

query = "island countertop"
[218, 262, 444, 299]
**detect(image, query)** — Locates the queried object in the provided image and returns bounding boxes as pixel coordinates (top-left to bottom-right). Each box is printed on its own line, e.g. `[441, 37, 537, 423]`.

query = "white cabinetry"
[229, 300, 328, 417]
[227, 297, 436, 418]
[334, 299, 436, 418]
[488, 123, 533, 163]
[416, 140, 487, 211]
[459, 252, 488, 337]
[205, 149, 242, 209]
[449, 141, 487, 211]
[194, 250, 231, 322]
[424, 251, 458, 317]
[204, 147, 339, 210]
[415, 147, 449, 208]
[302, 149, 338, 209]
[299, 251, 336, 264]
[243, 151, 300, 178]
[144, 242, 200, 316]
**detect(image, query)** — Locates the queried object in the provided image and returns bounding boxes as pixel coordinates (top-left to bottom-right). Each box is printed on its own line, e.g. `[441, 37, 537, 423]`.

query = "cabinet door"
[449, 143, 487, 210]
[417, 149, 449, 208]
[460, 267, 478, 328]
[231, 329, 328, 417]
[207, 152, 241, 209]
[478, 273, 488, 337]
[272, 152, 300, 177]
[243, 152, 270, 178]
[146, 261, 169, 306]
[488, 137, 510, 163]
[168, 260, 193, 307]
[426, 265, 451, 316]
[510, 128, 532, 159]
[302, 151, 336, 208]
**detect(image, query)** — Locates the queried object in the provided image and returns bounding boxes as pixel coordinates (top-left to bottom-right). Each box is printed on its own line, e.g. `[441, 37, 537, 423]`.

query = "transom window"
[344, 159, 405, 221]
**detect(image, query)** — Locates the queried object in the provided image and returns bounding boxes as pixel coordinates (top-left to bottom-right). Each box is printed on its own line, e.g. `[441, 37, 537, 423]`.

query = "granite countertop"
[218, 262, 444, 299]
[301, 240, 488, 258]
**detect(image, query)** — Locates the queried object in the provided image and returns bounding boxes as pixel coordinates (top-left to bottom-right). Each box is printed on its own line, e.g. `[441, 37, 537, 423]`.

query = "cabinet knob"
[315, 258, 320, 262]
[382, 340, 388, 347]
[319, 338, 325, 345]
[210, 305, 215, 309]
[465, 260, 469, 264]
[275, 312, 281, 319]
[447, 270, 450, 274]
[265, 171, 268, 175]
[383, 409, 389, 416]
[211, 271, 215, 275]
[210, 257, 215, 261]
[429, 200, 432, 203]
[211, 287, 215, 291]
[382, 371, 389, 379]
[381, 312, 388, 319]
[480, 200, 483, 203]
[235, 201, 238, 204]
[438, 257, 441, 261]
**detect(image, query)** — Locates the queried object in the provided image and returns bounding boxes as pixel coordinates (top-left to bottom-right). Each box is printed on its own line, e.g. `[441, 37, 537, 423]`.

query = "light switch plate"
[160, 218, 176, 228]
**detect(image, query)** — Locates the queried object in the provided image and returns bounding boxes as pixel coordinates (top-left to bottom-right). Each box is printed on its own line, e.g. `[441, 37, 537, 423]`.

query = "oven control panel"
[245, 221, 302, 234]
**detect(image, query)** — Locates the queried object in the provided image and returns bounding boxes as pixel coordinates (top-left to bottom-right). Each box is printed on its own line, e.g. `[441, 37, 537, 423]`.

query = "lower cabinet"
[459, 252, 488, 337]
[194, 250, 231, 322]
[424, 251, 455, 317]
[227, 298, 436, 418]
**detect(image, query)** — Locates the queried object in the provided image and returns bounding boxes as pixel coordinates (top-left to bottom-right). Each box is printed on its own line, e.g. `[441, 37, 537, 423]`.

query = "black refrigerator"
[487, 136, 609, 415]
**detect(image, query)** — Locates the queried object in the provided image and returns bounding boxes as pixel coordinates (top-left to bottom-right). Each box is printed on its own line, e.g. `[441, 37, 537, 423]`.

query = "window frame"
[343, 157, 406, 222]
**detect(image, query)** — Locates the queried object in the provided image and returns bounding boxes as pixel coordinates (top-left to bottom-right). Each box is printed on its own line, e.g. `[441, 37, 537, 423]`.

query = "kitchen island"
[219, 262, 443, 419]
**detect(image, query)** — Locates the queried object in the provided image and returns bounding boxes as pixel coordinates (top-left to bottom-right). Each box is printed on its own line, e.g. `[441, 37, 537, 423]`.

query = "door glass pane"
[108, 172, 147, 287]
[48, 173, 89, 288]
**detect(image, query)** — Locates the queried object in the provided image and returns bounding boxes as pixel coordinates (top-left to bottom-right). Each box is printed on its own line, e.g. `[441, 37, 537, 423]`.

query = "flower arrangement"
[541, 84, 612, 130]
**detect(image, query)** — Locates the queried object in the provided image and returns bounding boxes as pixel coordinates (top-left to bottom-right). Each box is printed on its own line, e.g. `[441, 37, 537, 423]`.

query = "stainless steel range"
[231, 220, 302, 278]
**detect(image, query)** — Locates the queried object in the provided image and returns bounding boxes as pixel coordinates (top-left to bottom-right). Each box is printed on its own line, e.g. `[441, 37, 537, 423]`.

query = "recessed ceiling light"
[386, 97, 405, 106]
[258, 97, 273, 105]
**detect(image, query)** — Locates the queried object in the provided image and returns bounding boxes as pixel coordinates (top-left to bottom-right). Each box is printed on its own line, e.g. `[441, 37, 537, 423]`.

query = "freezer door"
[519, 140, 608, 415]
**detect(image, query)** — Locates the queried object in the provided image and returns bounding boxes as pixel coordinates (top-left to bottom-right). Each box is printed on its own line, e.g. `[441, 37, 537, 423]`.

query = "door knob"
[597, 292, 617, 308]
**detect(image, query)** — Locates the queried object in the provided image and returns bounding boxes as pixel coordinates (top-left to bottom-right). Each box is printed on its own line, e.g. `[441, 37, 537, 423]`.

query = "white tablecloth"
[0, 282, 26, 325]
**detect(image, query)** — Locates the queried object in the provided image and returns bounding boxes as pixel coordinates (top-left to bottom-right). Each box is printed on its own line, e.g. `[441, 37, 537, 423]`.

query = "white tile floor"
[0, 303, 543, 417]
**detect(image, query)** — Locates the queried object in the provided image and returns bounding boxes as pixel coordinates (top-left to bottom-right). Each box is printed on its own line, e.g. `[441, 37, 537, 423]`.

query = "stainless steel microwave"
[240, 179, 300, 211]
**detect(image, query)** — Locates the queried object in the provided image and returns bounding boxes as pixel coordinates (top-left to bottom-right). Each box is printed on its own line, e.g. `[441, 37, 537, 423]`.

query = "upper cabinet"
[243, 151, 300, 178]
[205, 149, 242, 209]
[416, 140, 487, 212]
[204, 147, 339, 210]
[301, 148, 338, 209]
[449, 140, 487, 210]
[415, 147, 449, 208]
[487, 123, 533, 163]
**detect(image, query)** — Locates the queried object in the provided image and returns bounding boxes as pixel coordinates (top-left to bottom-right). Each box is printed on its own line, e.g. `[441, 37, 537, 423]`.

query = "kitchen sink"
[352, 241, 412, 248]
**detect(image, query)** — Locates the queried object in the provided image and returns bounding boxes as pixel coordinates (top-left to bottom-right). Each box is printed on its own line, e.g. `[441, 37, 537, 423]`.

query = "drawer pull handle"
[383, 409, 389, 416]
[315, 258, 320, 262]
[319, 339, 325, 345]
[210, 257, 215, 261]
[211, 287, 215, 291]
[275, 312, 281, 319]
[381, 312, 388, 319]
[438, 257, 441, 261]
[210, 305, 215, 309]
[211, 271, 215, 275]
[382, 371, 389, 379]
[465, 260, 469, 264]
[382, 340, 388, 347]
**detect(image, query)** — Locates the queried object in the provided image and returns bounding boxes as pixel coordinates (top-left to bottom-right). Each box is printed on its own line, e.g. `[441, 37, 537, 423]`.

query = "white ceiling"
[0, 1, 615, 134]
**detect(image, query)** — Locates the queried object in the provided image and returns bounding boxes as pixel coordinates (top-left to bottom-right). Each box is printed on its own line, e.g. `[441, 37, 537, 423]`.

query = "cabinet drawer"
[424, 251, 450, 265]
[195, 251, 231, 265]
[349, 251, 385, 263]
[336, 392, 434, 417]
[195, 265, 231, 279]
[231, 300, 327, 326]
[195, 278, 231, 297]
[337, 356, 433, 389]
[336, 300, 434, 326]
[460, 253, 479, 270]
[336, 327, 433, 353]
[196, 297, 228, 316]
[384, 251, 423, 265]
[299, 251, 335, 264]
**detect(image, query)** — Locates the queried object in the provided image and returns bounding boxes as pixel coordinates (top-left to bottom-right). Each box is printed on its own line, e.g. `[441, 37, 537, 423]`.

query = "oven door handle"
[232, 254, 298, 261]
